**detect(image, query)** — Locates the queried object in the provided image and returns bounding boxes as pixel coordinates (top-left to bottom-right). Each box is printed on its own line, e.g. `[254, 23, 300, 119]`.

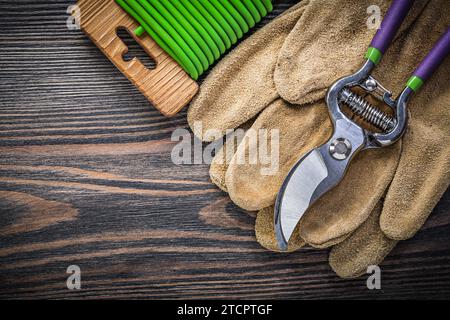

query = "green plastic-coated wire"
[159, 0, 215, 65]
[261, 0, 273, 12]
[251, 0, 268, 17]
[243, 0, 261, 23]
[137, 0, 204, 76]
[179, 0, 226, 54]
[191, 0, 232, 49]
[208, 0, 243, 39]
[220, 0, 249, 34]
[147, 0, 209, 71]
[230, 0, 255, 28]
[168, 0, 220, 60]
[200, 0, 238, 44]
[134, 25, 145, 37]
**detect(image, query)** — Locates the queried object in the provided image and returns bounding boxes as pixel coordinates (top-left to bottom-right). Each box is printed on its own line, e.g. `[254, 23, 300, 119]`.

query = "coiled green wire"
[168, 0, 221, 61]
[220, 0, 249, 34]
[191, 0, 232, 49]
[210, 0, 243, 39]
[252, 0, 268, 16]
[230, 0, 255, 28]
[138, 0, 204, 76]
[115, 0, 273, 79]
[261, 0, 274, 11]
[179, 0, 226, 55]
[160, 0, 215, 65]
[147, 0, 209, 72]
[243, 0, 262, 23]
[200, 0, 238, 44]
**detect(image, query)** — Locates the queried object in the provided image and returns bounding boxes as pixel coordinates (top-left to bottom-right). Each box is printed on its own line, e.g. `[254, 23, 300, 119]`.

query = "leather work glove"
[188, 0, 450, 278]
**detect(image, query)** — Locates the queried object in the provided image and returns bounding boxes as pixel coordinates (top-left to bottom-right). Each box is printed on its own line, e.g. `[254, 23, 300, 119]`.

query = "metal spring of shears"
[339, 88, 397, 132]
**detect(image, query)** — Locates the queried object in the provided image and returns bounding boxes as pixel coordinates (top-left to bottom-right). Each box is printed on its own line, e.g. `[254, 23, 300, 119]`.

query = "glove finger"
[381, 91, 450, 239]
[187, 1, 309, 142]
[307, 233, 351, 249]
[210, 142, 232, 193]
[225, 98, 332, 211]
[275, 0, 429, 105]
[256, 207, 350, 252]
[256, 205, 305, 252]
[329, 201, 398, 279]
[210, 121, 253, 192]
[380, 0, 450, 240]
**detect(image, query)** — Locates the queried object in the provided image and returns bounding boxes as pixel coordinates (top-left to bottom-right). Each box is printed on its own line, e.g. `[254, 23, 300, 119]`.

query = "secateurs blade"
[274, 0, 450, 251]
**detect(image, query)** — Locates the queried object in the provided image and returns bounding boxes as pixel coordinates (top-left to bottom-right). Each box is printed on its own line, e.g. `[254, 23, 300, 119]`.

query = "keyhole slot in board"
[116, 27, 156, 70]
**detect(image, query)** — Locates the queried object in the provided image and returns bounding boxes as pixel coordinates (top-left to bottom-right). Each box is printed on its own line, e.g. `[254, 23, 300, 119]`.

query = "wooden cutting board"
[77, 0, 199, 116]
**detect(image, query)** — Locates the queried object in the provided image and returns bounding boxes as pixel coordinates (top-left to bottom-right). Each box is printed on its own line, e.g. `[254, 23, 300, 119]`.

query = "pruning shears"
[275, 0, 450, 251]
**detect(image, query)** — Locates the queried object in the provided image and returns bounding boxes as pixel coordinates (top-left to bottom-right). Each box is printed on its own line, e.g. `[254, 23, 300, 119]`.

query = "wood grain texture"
[0, 0, 449, 300]
[77, 0, 198, 117]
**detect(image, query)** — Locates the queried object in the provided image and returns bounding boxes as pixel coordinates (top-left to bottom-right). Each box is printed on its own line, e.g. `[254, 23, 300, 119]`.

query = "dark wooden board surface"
[0, 0, 449, 300]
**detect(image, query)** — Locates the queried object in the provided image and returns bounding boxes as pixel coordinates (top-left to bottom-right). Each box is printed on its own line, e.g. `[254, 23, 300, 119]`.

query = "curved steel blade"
[274, 120, 366, 251]
[274, 148, 327, 251]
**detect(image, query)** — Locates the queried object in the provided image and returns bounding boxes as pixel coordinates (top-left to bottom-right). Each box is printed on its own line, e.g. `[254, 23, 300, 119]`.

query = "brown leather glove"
[188, 0, 450, 277]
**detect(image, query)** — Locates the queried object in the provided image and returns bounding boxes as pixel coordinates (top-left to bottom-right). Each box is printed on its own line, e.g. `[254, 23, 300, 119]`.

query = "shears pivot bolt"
[329, 138, 352, 160]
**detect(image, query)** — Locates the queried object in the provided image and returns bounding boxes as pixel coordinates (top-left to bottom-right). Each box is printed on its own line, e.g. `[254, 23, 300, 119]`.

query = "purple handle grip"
[414, 27, 450, 81]
[370, 0, 414, 54]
